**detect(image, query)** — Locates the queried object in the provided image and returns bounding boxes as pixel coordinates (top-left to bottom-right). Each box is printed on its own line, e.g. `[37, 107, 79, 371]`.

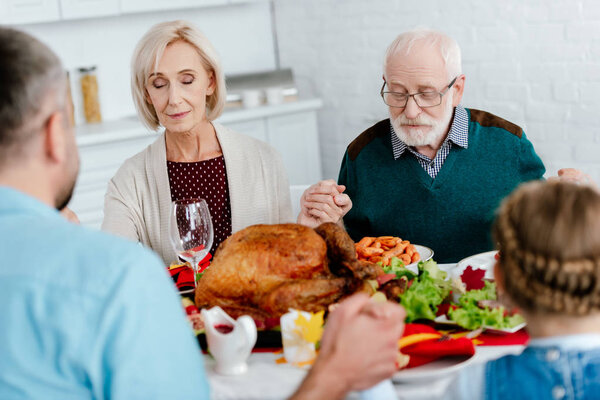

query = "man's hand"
[290, 294, 405, 400]
[297, 179, 352, 228]
[550, 168, 596, 187]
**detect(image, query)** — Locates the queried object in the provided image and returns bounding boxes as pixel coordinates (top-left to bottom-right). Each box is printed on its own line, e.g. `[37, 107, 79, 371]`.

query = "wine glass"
[169, 198, 214, 287]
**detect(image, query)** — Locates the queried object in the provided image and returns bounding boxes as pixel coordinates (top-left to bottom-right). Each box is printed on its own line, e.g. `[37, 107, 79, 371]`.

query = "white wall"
[16, 2, 276, 123]
[274, 0, 600, 182]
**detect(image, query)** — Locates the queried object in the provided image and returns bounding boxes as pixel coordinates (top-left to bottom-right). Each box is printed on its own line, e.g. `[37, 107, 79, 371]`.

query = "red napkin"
[197, 252, 212, 273]
[168, 265, 195, 291]
[401, 323, 475, 369]
[476, 329, 529, 346]
[169, 253, 213, 291]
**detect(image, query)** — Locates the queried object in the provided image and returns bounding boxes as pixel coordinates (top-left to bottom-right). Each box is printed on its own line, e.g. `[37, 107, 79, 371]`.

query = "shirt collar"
[528, 334, 600, 351]
[390, 105, 469, 160]
[0, 186, 60, 219]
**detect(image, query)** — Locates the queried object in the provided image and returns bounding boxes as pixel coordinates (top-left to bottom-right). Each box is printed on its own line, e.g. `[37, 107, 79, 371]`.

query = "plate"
[405, 245, 434, 274]
[451, 250, 498, 280]
[392, 354, 474, 383]
[433, 315, 527, 334]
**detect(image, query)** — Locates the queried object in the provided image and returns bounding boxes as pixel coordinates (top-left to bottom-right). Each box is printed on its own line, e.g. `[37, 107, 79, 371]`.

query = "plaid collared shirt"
[390, 105, 469, 178]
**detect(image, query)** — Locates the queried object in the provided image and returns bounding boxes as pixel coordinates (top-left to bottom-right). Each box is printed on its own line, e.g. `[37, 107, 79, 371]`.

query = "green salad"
[448, 281, 525, 330]
[380, 258, 524, 330]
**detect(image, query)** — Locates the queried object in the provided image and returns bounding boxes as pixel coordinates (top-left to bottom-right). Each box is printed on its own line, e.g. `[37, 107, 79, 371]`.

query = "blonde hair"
[494, 181, 600, 316]
[131, 20, 226, 130]
[384, 28, 462, 80]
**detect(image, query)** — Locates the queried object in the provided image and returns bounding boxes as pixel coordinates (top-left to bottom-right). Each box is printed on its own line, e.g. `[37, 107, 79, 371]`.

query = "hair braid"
[493, 181, 600, 316]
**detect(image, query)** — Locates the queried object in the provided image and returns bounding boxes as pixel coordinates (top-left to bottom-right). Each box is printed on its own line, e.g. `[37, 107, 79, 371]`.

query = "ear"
[206, 70, 216, 96]
[44, 111, 68, 165]
[451, 74, 466, 107]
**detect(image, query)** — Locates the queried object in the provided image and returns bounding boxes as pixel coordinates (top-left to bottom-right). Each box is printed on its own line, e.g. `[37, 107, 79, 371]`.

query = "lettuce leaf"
[449, 281, 525, 330]
[400, 260, 450, 322]
[383, 257, 417, 280]
[457, 281, 497, 308]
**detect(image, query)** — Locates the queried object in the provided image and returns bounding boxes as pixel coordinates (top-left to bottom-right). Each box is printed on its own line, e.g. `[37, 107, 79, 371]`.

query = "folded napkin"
[168, 253, 213, 291]
[168, 264, 195, 291]
[400, 323, 475, 369]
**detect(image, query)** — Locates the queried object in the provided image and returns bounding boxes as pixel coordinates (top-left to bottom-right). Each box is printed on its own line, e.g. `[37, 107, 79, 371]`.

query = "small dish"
[405, 245, 434, 274]
[451, 250, 498, 280]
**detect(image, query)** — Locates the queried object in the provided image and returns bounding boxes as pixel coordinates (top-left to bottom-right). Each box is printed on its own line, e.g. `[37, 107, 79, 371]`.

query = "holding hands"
[551, 168, 596, 187]
[290, 293, 405, 400]
[297, 179, 352, 228]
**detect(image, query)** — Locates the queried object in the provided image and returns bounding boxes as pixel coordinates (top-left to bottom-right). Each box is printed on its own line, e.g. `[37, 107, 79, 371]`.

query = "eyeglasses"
[380, 77, 458, 108]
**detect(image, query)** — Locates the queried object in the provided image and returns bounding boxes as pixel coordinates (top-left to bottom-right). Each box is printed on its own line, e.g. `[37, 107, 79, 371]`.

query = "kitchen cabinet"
[266, 111, 321, 186]
[71, 118, 158, 229]
[120, 0, 227, 14]
[59, 0, 120, 20]
[2, 0, 60, 24]
[2, 0, 251, 25]
[225, 119, 268, 142]
[71, 99, 323, 229]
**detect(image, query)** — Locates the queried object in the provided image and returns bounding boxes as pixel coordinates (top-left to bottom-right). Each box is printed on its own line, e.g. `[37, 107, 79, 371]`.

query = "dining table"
[202, 263, 527, 400]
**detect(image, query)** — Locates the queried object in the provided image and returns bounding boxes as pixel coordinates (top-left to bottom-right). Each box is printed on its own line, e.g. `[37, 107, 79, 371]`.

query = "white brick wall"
[274, 0, 600, 182]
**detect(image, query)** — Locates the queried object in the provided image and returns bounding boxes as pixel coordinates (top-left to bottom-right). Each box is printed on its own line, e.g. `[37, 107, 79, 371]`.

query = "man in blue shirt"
[0, 28, 210, 399]
[0, 27, 407, 400]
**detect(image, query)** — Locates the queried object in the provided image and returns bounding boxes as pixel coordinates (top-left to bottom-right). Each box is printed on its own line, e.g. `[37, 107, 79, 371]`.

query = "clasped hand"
[297, 179, 352, 228]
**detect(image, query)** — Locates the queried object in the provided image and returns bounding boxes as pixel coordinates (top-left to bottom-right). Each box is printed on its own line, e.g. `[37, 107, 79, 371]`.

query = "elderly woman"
[102, 20, 317, 265]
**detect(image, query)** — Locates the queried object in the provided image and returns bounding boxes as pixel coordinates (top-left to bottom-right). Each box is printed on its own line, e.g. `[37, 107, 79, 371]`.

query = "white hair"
[131, 20, 226, 130]
[384, 28, 462, 80]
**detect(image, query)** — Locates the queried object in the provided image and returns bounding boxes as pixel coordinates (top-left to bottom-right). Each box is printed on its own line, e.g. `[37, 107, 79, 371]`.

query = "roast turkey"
[194, 222, 383, 324]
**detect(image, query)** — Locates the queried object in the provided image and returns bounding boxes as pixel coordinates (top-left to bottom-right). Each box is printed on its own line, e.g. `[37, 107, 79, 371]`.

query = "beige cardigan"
[101, 123, 293, 265]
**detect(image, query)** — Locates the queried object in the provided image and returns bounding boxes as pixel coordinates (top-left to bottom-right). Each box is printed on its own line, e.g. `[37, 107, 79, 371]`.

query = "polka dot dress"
[167, 156, 232, 256]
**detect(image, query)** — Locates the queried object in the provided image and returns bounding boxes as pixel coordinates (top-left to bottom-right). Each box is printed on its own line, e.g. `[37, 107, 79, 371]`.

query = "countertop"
[75, 98, 324, 147]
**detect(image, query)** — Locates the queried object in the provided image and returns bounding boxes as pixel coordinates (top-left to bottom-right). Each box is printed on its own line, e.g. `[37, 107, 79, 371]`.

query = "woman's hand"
[297, 179, 352, 228]
[60, 207, 80, 224]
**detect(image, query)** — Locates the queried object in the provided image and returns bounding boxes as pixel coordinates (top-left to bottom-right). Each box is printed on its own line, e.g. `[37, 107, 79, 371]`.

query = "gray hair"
[131, 20, 226, 130]
[384, 28, 462, 80]
[0, 27, 66, 167]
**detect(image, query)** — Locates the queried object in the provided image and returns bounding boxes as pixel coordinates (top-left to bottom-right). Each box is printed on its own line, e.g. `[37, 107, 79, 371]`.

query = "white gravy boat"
[201, 306, 257, 375]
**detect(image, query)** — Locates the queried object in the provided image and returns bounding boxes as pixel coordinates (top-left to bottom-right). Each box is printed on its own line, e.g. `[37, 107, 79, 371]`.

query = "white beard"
[391, 97, 454, 147]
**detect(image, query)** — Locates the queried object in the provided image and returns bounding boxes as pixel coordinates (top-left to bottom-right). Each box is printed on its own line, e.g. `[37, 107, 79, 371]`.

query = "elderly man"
[0, 28, 404, 399]
[302, 29, 552, 263]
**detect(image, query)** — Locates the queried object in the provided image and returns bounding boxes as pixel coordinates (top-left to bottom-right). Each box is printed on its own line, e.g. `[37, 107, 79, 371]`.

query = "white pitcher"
[201, 306, 257, 375]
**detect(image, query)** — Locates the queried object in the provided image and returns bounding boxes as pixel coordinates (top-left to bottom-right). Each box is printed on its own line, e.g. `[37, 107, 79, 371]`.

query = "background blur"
[6, 0, 600, 184]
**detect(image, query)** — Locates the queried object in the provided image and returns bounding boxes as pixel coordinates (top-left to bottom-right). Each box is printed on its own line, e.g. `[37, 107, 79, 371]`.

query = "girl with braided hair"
[447, 180, 600, 399]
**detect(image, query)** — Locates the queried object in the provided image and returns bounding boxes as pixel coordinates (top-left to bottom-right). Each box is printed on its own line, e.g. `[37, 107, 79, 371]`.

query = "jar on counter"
[77, 66, 102, 124]
[65, 71, 76, 127]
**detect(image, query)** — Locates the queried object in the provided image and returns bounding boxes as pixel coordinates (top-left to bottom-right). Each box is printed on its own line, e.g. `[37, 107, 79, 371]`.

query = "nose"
[403, 96, 422, 120]
[168, 84, 183, 105]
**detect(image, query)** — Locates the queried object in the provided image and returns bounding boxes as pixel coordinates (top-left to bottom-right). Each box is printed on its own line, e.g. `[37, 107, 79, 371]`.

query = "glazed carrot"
[356, 237, 375, 247]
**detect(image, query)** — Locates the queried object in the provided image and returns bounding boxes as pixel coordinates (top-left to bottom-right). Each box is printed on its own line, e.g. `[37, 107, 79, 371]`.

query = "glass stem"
[193, 257, 201, 288]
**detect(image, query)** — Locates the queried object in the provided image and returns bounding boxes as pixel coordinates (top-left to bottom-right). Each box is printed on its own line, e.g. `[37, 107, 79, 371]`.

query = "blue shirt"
[390, 105, 469, 178]
[0, 187, 210, 399]
[447, 334, 600, 400]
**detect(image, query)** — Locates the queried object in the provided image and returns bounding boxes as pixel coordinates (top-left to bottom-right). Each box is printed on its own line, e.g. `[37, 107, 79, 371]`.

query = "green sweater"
[338, 108, 545, 263]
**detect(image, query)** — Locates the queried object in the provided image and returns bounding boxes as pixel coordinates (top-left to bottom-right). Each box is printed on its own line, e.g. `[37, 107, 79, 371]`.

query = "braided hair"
[493, 181, 600, 315]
